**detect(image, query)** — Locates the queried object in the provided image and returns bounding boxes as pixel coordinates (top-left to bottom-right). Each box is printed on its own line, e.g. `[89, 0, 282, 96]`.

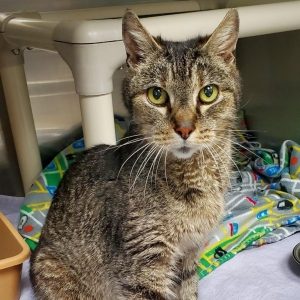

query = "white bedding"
[1, 195, 299, 300]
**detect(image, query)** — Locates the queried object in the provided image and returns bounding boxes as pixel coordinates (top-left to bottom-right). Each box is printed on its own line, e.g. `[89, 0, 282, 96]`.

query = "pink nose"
[175, 126, 194, 140]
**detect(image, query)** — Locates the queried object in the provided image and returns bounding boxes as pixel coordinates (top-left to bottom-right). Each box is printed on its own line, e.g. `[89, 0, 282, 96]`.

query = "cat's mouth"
[179, 146, 191, 153]
[171, 145, 197, 159]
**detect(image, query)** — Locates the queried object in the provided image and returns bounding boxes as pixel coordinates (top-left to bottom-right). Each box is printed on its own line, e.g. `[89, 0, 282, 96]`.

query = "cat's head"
[122, 10, 241, 160]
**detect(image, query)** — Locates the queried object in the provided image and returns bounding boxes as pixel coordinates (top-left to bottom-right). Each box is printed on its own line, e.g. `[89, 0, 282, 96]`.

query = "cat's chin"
[170, 146, 197, 160]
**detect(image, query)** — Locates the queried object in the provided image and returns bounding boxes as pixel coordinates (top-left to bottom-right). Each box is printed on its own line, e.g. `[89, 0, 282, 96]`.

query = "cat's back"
[58, 144, 121, 195]
[40, 145, 125, 239]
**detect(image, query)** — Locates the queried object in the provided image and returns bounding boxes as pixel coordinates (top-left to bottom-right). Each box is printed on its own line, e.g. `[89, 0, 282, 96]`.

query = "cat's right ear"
[122, 10, 161, 68]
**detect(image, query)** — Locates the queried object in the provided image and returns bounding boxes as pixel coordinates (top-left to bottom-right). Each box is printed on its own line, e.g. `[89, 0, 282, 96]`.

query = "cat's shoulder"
[60, 144, 121, 186]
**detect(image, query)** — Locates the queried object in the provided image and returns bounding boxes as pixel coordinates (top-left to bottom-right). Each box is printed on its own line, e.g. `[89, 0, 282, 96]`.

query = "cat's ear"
[203, 9, 239, 63]
[122, 10, 161, 67]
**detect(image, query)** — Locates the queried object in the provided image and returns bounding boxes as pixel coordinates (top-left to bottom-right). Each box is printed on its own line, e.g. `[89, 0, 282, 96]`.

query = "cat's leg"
[30, 246, 97, 300]
[179, 273, 198, 300]
[120, 268, 176, 300]
[118, 247, 179, 300]
[178, 250, 199, 300]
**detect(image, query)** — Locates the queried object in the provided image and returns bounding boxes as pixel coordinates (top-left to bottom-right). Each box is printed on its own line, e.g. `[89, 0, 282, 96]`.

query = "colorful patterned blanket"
[198, 140, 300, 278]
[18, 124, 300, 278]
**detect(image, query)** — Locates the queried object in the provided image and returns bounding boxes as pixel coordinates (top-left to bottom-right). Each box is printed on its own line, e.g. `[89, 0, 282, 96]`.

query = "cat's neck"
[165, 144, 232, 196]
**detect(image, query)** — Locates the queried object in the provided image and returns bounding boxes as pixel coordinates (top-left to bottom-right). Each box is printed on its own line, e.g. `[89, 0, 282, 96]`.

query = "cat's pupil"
[153, 87, 162, 100]
[204, 85, 213, 97]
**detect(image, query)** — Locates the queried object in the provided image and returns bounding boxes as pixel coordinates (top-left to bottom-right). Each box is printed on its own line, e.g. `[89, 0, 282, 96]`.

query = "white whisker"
[130, 144, 157, 192]
[221, 136, 269, 163]
[129, 143, 155, 184]
[149, 147, 163, 186]
[212, 138, 243, 179]
[117, 142, 153, 179]
[154, 147, 165, 188]
[202, 143, 224, 190]
[100, 136, 150, 153]
[143, 146, 160, 198]
[209, 143, 234, 191]
[164, 148, 169, 187]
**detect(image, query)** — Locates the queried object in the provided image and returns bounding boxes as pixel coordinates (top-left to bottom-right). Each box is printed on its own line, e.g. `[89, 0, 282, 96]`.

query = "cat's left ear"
[203, 9, 239, 63]
[122, 10, 161, 68]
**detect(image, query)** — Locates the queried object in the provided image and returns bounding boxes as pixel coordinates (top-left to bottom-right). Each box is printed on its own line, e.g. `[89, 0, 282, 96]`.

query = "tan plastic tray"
[0, 212, 30, 300]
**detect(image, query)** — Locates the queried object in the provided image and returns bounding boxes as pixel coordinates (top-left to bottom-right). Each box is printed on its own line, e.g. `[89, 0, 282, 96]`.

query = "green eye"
[147, 87, 169, 106]
[199, 84, 219, 103]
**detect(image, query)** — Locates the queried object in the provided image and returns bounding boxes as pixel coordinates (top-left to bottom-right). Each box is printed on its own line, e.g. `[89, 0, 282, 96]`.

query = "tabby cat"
[30, 9, 240, 300]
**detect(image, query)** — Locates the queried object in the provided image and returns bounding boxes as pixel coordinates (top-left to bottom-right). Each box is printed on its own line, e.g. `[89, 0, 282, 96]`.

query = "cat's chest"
[176, 219, 205, 255]
[171, 193, 224, 254]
